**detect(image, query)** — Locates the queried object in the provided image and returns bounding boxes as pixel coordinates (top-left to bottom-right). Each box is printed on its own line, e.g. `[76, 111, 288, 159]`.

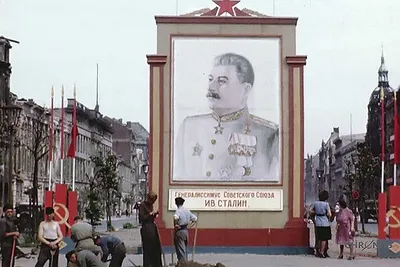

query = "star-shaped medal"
[214, 124, 224, 134]
[193, 143, 203, 156]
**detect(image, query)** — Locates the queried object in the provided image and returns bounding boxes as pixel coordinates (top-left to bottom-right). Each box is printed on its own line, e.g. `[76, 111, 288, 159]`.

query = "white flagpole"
[394, 164, 397, 186]
[381, 161, 385, 193]
[72, 85, 77, 191]
[72, 158, 76, 191]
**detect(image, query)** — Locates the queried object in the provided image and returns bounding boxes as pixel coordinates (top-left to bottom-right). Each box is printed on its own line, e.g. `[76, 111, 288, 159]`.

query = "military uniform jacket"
[174, 107, 280, 182]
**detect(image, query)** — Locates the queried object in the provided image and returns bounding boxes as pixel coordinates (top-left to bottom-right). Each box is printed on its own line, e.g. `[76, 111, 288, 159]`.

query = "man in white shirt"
[35, 207, 63, 267]
[173, 197, 197, 262]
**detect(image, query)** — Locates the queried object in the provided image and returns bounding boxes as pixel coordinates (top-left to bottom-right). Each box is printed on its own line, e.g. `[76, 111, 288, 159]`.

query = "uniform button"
[208, 154, 214, 160]
[211, 139, 216, 145]
[206, 171, 211, 177]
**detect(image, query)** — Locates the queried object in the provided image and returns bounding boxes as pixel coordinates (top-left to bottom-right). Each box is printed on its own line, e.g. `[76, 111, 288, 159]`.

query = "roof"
[128, 122, 149, 142]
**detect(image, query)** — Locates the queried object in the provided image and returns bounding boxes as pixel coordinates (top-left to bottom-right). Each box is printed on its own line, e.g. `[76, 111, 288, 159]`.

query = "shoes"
[324, 253, 330, 258]
[338, 255, 343, 259]
[347, 256, 355, 260]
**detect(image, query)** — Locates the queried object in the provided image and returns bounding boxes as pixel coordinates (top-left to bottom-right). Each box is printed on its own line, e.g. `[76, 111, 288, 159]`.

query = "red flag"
[67, 93, 78, 158]
[395, 90, 400, 164]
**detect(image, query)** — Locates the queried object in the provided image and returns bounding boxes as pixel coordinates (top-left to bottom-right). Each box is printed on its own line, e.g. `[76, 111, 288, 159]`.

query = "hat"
[175, 197, 185, 206]
[45, 207, 55, 215]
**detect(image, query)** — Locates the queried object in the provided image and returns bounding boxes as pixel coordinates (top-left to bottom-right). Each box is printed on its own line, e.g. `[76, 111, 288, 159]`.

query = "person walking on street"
[66, 250, 105, 267]
[173, 197, 197, 263]
[0, 204, 19, 267]
[336, 199, 355, 260]
[94, 235, 126, 266]
[35, 207, 63, 267]
[310, 191, 332, 258]
[139, 191, 162, 267]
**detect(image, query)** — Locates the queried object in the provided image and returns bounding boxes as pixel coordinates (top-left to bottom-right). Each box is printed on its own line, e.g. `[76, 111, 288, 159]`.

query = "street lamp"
[0, 104, 22, 206]
[141, 164, 149, 199]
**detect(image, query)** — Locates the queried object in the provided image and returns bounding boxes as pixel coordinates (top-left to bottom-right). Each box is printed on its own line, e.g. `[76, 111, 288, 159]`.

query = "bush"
[123, 222, 137, 229]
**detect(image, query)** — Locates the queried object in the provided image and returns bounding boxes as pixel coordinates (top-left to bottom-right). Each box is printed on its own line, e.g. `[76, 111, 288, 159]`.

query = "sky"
[1, 0, 399, 155]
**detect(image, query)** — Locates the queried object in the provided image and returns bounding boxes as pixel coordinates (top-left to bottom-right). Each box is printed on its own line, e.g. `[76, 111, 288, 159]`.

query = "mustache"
[206, 91, 220, 99]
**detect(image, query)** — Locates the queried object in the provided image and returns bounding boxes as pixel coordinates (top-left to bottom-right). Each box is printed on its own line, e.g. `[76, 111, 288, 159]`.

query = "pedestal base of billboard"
[152, 227, 311, 255]
[377, 239, 400, 258]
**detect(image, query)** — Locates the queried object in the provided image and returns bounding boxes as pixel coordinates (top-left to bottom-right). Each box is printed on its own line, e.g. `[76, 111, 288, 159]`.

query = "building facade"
[304, 127, 365, 206]
[54, 99, 113, 211]
[106, 118, 149, 203]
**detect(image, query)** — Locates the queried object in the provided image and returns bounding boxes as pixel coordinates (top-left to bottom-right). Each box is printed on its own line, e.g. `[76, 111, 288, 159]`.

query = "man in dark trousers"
[0, 204, 19, 267]
[35, 207, 64, 267]
[173, 197, 197, 263]
[94, 235, 126, 267]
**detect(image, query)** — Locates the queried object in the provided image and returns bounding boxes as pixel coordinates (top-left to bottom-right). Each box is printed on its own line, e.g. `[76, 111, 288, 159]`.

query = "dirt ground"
[176, 261, 226, 267]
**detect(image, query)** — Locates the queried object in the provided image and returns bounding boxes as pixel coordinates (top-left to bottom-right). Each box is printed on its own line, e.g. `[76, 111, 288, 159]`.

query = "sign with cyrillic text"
[168, 189, 283, 211]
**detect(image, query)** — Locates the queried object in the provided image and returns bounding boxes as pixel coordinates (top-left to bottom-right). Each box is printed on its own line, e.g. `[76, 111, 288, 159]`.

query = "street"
[95, 215, 139, 232]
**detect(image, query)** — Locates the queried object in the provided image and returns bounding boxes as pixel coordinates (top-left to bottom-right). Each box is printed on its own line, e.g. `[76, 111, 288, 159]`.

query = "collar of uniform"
[212, 107, 248, 122]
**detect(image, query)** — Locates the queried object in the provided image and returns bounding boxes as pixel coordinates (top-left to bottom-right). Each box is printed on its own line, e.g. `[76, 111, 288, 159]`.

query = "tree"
[19, 106, 50, 235]
[83, 174, 104, 231]
[342, 142, 380, 233]
[90, 152, 120, 231]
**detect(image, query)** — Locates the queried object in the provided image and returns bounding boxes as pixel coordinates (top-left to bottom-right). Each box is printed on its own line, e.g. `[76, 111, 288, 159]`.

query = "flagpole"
[381, 87, 385, 193]
[49, 87, 54, 190]
[394, 90, 398, 186]
[72, 85, 77, 191]
[60, 86, 65, 184]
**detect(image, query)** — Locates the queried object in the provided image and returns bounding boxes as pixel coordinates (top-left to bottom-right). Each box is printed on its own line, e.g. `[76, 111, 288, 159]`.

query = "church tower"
[365, 51, 393, 157]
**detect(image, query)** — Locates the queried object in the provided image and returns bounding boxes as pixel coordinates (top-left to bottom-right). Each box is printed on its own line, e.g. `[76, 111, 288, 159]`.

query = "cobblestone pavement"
[13, 254, 398, 267]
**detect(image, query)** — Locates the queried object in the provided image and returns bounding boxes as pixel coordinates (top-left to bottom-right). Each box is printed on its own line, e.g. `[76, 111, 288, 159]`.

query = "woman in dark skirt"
[139, 191, 162, 267]
[310, 190, 332, 258]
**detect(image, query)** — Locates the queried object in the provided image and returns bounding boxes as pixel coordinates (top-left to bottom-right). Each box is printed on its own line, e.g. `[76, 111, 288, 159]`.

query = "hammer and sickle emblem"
[53, 203, 71, 229]
[384, 206, 400, 231]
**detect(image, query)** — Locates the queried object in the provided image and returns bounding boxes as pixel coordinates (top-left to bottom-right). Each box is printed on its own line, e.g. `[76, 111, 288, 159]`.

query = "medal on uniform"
[192, 143, 203, 156]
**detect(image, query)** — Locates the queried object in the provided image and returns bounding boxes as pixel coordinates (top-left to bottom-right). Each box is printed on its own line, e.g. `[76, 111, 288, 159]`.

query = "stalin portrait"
[174, 52, 280, 182]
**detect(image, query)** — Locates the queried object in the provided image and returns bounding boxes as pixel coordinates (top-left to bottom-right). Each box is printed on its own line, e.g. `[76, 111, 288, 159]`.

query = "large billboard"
[171, 36, 282, 183]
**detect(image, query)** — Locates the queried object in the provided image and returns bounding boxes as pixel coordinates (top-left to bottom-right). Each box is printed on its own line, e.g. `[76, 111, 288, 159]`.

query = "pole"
[72, 158, 76, 191]
[380, 87, 385, 193]
[60, 86, 65, 184]
[49, 87, 54, 190]
[8, 127, 13, 206]
[394, 90, 398, 186]
[72, 85, 77, 191]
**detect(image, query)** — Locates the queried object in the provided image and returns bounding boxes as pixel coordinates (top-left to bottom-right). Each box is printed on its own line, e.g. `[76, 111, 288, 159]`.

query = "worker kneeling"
[94, 235, 126, 266]
[173, 197, 197, 263]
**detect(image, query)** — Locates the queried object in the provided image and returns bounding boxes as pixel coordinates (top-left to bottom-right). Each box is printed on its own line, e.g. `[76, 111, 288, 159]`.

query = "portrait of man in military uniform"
[173, 41, 280, 182]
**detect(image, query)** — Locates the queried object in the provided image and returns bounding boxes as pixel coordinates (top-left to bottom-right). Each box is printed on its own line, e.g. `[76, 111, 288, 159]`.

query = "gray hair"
[213, 53, 255, 86]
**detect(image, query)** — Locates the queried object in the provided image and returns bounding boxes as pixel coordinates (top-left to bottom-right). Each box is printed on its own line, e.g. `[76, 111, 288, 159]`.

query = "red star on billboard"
[213, 0, 240, 16]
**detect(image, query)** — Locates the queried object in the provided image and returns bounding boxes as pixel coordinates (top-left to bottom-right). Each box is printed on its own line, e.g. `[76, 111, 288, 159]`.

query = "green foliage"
[84, 181, 104, 227]
[123, 222, 137, 229]
[90, 152, 121, 231]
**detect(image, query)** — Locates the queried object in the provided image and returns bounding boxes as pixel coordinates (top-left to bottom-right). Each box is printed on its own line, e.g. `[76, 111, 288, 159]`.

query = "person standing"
[94, 235, 126, 266]
[139, 191, 162, 267]
[0, 204, 19, 267]
[173, 197, 197, 263]
[35, 207, 63, 267]
[336, 199, 355, 260]
[71, 216, 101, 255]
[310, 191, 332, 258]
